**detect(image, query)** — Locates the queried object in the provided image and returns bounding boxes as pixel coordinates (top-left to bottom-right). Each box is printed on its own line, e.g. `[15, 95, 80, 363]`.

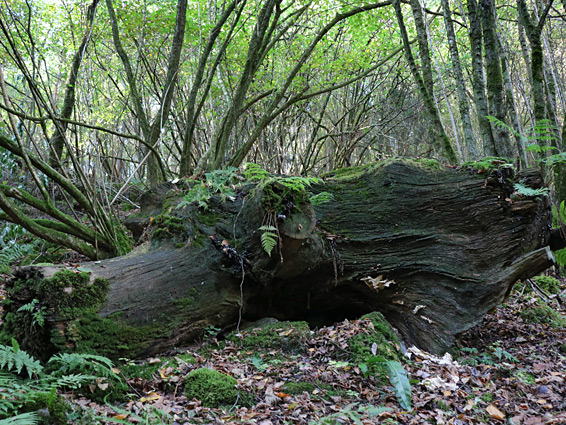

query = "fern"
[0, 239, 39, 274]
[48, 352, 117, 381]
[244, 162, 270, 182]
[0, 412, 40, 425]
[16, 300, 47, 327]
[259, 225, 278, 257]
[514, 182, 549, 198]
[0, 340, 43, 379]
[309, 191, 334, 205]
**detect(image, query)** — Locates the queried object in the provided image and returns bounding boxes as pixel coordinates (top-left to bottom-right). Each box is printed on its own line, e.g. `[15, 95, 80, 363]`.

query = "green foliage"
[459, 342, 519, 366]
[0, 339, 43, 379]
[47, 353, 116, 381]
[521, 304, 566, 328]
[184, 368, 253, 408]
[532, 276, 561, 294]
[358, 357, 411, 411]
[513, 182, 548, 197]
[384, 360, 412, 411]
[176, 167, 240, 210]
[0, 238, 39, 274]
[0, 412, 40, 425]
[0, 342, 116, 420]
[462, 157, 512, 172]
[259, 225, 278, 257]
[309, 191, 335, 205]
[309, 403, 391, 424]
[176, 181, 211, 210]
[16, 300, 47, 328]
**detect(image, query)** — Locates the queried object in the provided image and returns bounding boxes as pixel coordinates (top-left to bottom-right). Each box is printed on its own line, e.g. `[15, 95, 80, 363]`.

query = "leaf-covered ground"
[60, 281, 566, 425]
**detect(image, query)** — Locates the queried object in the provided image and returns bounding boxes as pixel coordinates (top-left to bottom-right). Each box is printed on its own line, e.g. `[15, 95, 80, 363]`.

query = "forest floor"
[1, 277, 565, 424]
[62, 282, 566, 425]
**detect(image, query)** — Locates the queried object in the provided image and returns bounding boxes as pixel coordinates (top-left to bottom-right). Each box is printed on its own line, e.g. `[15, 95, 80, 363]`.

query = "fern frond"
[48, 352, 118, 381]
[514, 183, 548, 197]
[244, 163, 270, 182]
[309, 191, 334, 205]
[0, 411, 40, 425]
[0, 343, 43, 379]
[259, 226, 278, 257]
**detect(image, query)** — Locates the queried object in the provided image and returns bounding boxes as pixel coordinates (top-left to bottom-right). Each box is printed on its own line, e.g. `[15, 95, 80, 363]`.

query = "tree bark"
[393, 0, 457, 164]
[2, 161, 555, 360]
[441, 0, 478, 160]
[466, 0, 496, 156]
[48, 0, 100, 168]
[479, 0, 512, 157]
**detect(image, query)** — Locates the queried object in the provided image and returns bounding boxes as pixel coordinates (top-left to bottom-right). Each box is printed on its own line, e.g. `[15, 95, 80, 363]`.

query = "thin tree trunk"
[479, 0, 512, 157]
[517, 0, 554, 148]
[393, 0, 457, 164]
[146, 0, 187, 185]
[48, 0, 100, 168]
[179, 0, 243, 176]
[441, 0, 477, 160]
[466, 0, 496, 156]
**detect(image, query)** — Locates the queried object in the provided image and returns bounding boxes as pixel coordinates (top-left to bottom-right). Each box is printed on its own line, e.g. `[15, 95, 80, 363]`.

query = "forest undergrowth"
[0, 271, 565, 424]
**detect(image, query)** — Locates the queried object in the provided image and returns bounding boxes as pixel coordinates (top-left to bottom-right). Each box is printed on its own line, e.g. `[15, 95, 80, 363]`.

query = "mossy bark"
[2, 160, 556, 358]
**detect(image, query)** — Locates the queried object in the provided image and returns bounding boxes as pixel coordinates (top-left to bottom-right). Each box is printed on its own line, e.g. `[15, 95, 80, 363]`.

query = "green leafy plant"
[244, 163, 331, 257]
[358, 357, 411, 410]
[176, 167, 241, 210]
[259, 225, 278, 257]
[0, 341, 97, 420]
[513, 182, 549, 198]
[16, 300, 47, 328]
[0, 238, 39, 274]
[0, 339, 43, 379]
[0, 411, 40, 425]
[309, 402, 391, 424]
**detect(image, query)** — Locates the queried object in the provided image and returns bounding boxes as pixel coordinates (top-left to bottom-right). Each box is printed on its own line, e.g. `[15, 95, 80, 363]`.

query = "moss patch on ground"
[184, 368, 253, 408]
[532, 276, 561, 294]
[342, 312, 403, 384]
[226, 321, 311, 353]
[521, 304, 566, 328]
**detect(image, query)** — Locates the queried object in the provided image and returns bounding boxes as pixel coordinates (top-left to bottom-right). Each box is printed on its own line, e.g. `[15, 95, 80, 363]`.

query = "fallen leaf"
[486, 404, 505, 420]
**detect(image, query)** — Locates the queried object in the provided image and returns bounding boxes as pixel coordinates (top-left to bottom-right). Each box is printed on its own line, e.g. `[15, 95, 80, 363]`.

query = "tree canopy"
[0, 0, 565, 257]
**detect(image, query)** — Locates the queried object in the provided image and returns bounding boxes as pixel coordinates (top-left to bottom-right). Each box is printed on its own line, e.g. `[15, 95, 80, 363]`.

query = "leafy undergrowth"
[1, 280, 565, 424]
[56, 288, 564, 425]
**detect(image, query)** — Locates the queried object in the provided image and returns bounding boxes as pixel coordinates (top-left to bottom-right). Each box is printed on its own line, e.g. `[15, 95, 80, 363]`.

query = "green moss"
[462, 157, 512, 172]
[281, 381, 316, 395]
[322, 164, 374, 182]
[197, 212, 222, 226]
[533, 276, 561, 294]
[480, 393, 494, 403]
[345, 312, 402, 384]
[226, 321, 310, 353]
[152, 215, 187, 240]
[173, 297, 194, 308]
[184, 368, 253, 408]
[521, 304, 566, 328]
[61, 312, 162, 360]
[38, 270, 109, 319]
[414, 158, 443, 169]
[113, 222, 134, 256]
[21, 392, 70, 425]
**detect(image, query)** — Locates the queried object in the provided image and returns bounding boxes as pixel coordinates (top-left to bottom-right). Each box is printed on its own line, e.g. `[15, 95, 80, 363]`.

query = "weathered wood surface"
[2, 161, 555, 358]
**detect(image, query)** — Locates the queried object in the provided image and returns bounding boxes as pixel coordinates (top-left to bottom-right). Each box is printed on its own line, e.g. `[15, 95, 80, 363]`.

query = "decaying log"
[1, 160, 555, 359]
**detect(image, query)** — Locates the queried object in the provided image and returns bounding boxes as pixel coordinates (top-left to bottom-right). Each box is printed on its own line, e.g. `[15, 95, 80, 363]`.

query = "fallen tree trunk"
[1, 160, 556, 359]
